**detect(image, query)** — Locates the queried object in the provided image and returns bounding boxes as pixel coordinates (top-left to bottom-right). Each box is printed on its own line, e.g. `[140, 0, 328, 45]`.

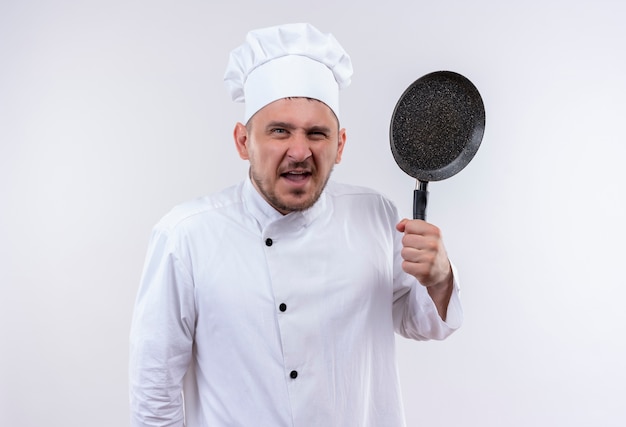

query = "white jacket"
[129, 178, 462, 427]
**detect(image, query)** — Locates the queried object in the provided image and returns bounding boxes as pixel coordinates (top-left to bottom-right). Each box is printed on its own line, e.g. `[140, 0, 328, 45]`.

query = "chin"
[279, 193, 319, 213]
[282, 199, 314, 212]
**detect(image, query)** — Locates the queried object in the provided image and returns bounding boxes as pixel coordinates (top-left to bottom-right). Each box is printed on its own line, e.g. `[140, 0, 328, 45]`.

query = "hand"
[395, 219, 452, 289]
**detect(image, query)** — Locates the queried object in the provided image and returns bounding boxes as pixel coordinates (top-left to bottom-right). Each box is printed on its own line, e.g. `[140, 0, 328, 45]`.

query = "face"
[234, 97, 347, 215]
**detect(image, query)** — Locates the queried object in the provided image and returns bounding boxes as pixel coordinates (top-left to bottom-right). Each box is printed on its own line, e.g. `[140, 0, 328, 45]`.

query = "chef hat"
[224, 23, 353, 123]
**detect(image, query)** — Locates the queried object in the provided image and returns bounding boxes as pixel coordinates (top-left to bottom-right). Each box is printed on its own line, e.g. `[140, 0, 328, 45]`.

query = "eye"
[308, 130, 329, 139]
[269, 128, 290, 137]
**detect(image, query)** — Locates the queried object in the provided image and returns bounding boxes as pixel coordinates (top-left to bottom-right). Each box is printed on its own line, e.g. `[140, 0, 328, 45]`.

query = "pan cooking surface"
[390, 71, 485, 181]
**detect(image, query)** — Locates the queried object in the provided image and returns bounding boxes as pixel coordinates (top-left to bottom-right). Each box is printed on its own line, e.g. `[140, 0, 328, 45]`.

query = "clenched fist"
[396, 218, 454, 319]
[396, 218, 453, 289]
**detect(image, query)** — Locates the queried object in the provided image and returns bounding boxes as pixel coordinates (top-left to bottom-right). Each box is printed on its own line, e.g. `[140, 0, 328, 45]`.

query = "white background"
[1, 1, 625, 426]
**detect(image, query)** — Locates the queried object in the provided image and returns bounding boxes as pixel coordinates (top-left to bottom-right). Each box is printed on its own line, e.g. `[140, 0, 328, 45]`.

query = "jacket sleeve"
[129, 224, 196, 427]
[392, 261, 463, 340]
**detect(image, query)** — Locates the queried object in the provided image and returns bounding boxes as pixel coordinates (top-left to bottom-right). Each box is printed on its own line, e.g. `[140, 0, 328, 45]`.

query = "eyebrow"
[266, 121, 296, 131]
[265, 121, 332, 134]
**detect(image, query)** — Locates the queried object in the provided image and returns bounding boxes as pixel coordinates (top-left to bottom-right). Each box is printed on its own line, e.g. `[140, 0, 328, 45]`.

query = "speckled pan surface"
[390, 71, 485, 182]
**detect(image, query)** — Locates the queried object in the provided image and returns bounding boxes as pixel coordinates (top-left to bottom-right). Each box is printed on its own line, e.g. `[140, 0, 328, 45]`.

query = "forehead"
[249, 97, 339, 128]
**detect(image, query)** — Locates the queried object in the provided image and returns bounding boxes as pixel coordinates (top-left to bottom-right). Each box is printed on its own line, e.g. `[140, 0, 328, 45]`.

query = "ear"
[335, 128, 347, 164]
[233, 122, 249, 160]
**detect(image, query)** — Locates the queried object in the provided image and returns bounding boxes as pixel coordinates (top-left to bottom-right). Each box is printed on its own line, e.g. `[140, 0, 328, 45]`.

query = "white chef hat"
[224, 23, 353, 123]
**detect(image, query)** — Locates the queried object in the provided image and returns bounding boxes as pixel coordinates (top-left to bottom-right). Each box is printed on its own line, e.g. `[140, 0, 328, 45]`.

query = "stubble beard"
[250, 165, 333, 214]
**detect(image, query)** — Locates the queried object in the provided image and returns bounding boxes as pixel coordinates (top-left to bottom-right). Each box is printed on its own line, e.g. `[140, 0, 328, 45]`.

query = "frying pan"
[390, 70, 485, 220]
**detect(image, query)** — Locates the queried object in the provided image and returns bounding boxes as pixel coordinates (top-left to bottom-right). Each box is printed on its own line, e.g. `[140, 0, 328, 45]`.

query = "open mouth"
[280, 170, 312, 182]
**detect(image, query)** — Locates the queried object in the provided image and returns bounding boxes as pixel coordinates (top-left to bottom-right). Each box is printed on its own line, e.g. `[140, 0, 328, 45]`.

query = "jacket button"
[279, 303, 287, 312]
[265, 238, 273, 247]
[290, 370, 298, 379]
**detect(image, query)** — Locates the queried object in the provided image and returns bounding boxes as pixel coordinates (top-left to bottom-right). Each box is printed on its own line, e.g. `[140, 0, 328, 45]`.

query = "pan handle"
[413, 181, 428, 220]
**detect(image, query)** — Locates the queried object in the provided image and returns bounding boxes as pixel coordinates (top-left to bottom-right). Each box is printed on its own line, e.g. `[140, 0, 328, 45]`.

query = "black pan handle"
[413, 181, 429, 220]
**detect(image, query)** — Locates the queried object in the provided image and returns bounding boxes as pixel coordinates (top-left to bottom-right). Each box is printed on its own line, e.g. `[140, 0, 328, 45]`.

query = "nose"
[286, 133, 312, 163]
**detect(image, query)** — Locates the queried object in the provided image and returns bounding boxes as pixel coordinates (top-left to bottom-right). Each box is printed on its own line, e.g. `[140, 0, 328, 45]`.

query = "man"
[129, 23, 462, 427]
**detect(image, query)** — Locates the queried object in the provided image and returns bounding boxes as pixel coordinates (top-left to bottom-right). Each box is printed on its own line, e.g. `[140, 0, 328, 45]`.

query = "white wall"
[1, 1, 624, 426]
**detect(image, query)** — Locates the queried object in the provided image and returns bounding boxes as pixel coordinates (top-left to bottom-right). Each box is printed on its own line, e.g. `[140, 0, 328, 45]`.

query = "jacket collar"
[242, 175, 327, 232]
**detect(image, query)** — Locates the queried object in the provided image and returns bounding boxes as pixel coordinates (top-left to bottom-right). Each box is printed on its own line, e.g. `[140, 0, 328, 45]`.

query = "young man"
[130, 23, 462, 427]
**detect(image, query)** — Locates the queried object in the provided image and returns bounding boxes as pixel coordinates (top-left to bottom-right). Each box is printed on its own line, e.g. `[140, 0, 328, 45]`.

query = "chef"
[129, 22, 462, 427]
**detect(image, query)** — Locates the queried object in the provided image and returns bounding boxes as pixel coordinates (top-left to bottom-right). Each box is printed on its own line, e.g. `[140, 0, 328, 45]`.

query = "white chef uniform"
[129, 178, 462, 426]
